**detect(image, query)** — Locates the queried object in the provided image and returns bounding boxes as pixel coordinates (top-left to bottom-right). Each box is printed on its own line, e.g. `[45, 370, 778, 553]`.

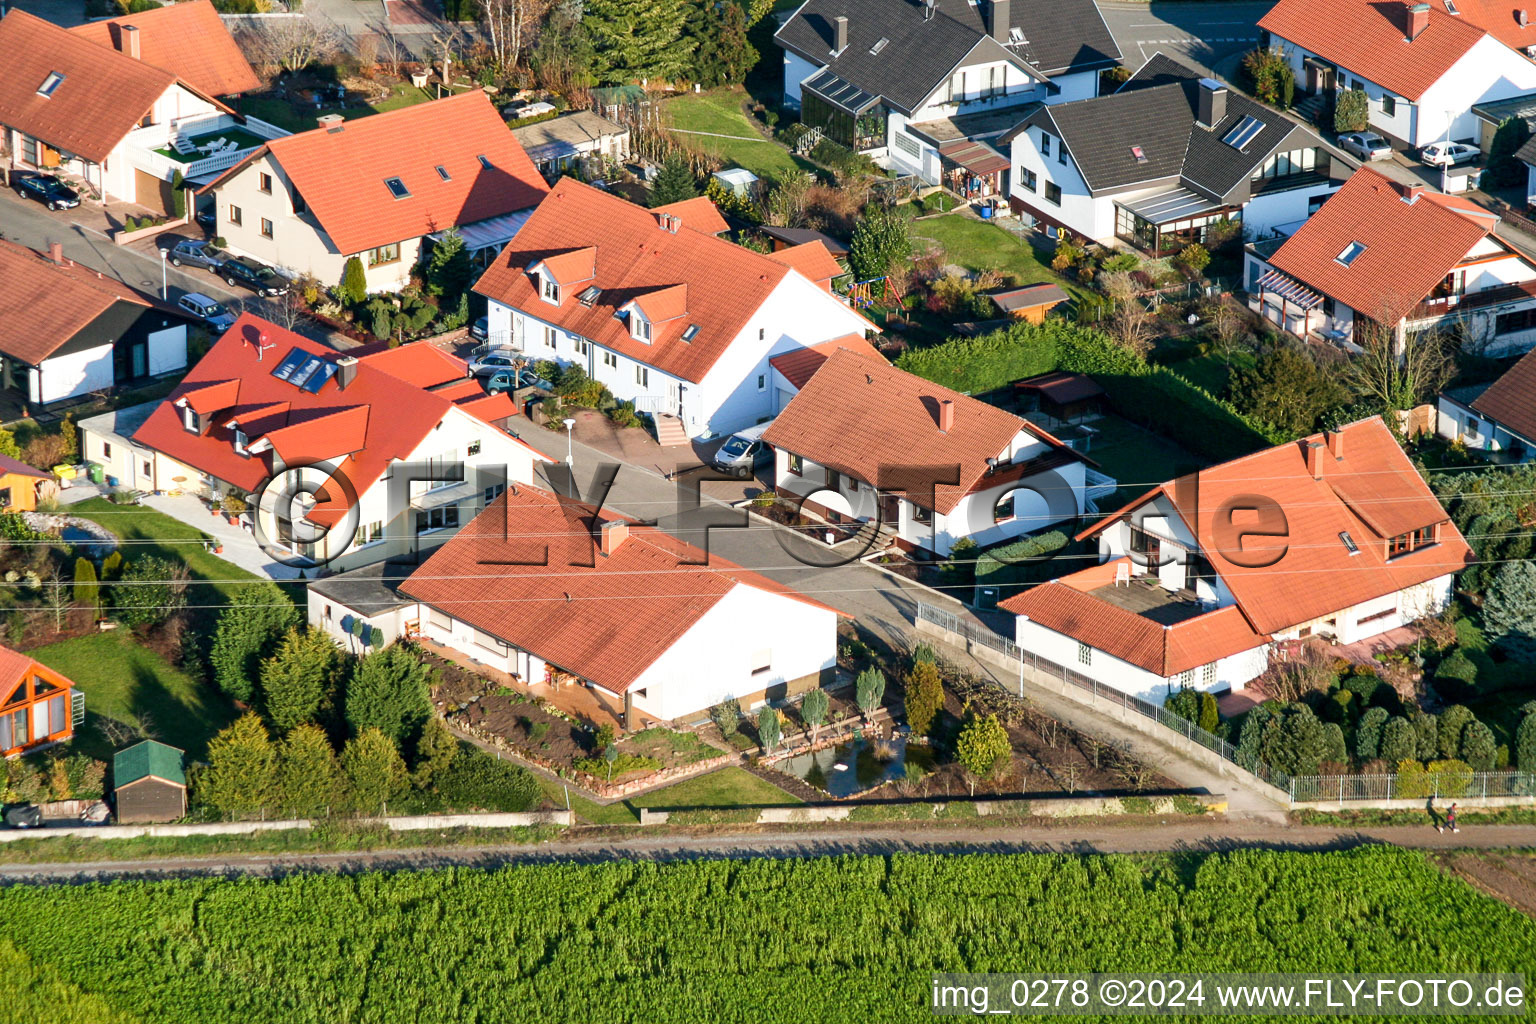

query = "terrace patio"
[1087, 576, 1210, 626]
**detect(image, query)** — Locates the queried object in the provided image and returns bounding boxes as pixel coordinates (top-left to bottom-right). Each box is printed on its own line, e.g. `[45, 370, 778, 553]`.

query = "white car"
[1421, 141, 1479, 167]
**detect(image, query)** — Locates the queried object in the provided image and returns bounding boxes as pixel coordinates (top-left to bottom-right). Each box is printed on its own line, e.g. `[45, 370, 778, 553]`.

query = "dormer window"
[541, 274, 561, 305]
[632, 311, 652, 343]
[36, 72, 64, 98]
[230, 422, 248, 457]
[179, 403, 198, 434]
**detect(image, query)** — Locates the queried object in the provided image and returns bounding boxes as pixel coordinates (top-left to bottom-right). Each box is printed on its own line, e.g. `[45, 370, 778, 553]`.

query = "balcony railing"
[1409, 280, 1536, 321]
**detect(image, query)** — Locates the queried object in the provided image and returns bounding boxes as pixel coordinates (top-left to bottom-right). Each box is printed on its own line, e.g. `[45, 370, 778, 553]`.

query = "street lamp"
[563, 417, 576, 467]
[158, 247, 168, 301]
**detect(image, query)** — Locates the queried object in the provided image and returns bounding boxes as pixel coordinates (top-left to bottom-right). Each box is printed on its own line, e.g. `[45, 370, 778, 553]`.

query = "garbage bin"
[86, 463, 105, 484]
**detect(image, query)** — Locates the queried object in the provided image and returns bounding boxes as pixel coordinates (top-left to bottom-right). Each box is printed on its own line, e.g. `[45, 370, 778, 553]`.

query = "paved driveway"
[1099, 1, 1269, 74]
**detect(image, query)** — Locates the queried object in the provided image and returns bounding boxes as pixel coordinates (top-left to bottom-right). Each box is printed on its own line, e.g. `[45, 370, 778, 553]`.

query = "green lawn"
[542, 765, 802, 825]
[31, 631, 236, 761]
[909, 215, 1086, 299]
[236, 83, 438, 134]
[1166, 348, 1257, 397]
[665, 89, 811, 179]
[1082, 414, 1207, 501]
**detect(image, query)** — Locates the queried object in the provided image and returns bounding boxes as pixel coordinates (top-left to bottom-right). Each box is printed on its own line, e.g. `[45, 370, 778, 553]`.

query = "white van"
[710, 420, 775, 478]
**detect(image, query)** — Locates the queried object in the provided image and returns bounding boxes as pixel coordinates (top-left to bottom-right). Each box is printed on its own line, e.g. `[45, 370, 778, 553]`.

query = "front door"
[880, 493, 901, 527]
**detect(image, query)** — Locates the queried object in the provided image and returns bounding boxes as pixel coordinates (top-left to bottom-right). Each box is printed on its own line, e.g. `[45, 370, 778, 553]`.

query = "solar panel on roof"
[1222, 115, 1265, 150]
[302, 361, 339, 394]
[271, 349, 309, 382]
[288, 356, 324, 389]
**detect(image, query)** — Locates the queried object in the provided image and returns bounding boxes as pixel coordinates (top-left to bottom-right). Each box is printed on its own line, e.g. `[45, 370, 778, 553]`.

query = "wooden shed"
[988, 283, 1070, 324]
[1015, 371, 1106, 424]
[112, 740, 186, 823]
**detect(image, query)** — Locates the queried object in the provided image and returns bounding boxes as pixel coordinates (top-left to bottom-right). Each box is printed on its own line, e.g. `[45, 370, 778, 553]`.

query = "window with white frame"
[631, 311, 652, 342]
[352, 520, 384, 547]
[544, 325, 557, 349]
[602, 350, 617, 369]
[636, 365, 649, 386]
[428, 607, 451, 631]
[540, 274, 561, 304]
[575, 338, 590, 357]
[1201, 663, 1216, 687]
[1077, 643, 1091, 665]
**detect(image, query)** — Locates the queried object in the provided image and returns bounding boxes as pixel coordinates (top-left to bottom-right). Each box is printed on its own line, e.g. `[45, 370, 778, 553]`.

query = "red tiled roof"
[399, 486, 842, 693]
[654, 195, 731, 235]
[235, 91, 548, 257]
[537, 247, 597, 285]
[132, 315, 544, 510]
[0, 10, 179, 164]
[1268, 168, 1495, 325]
[768, 335, 886, 391]
[476, 178, 868, 384]
[360, 342, 472, 389]
[630, 284, 689, 323]
[1443, 0, 1536, 51]
[1258, 0, 1487, 100]
[1081, 417, 1472, 635]
[762, 348, 1080, 514]
[0, 645, 38, 696]
[69, 0, 259, 98]
[768, 241, 843, 291]
[1470, 344, 1536, 443]
[0, 240, 153, 365]
[1002, 581, 1268, 676]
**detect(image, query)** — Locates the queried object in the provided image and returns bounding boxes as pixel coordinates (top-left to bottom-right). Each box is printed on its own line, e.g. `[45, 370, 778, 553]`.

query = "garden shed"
[112, 739, 186, 823]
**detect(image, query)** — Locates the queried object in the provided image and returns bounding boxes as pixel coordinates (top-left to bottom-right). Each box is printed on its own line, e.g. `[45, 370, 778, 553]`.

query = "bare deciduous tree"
[246, 17, 342, 76]
[482, 0, 552, 74]
[1101, 270, 1155, 357]
[1340, 313, 1456, 418]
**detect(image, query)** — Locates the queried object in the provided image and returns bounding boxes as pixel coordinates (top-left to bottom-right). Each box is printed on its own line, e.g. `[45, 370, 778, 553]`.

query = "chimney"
[317, 112, 345, 132]
[1326, 427, 1345, 460]
[1407, 1, 1430, 39]
[599, 518, 629, 555]
[120, 24, 141, 60]
[48, 241, 64, 265]
[1402, 182, 1424, 203]
[832, 15, 848, 54]
[335, 355, 359, 390]
[938, 398, 954, 433]
[1197, 77, 1229, 129]
[989, 0, 1010, 42]
[1306, 440, 1324, 480]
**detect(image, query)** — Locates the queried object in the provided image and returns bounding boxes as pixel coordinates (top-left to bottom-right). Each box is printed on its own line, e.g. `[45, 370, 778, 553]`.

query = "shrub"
[110, 556, 185, 627]
[339, 257, 368, 306]
[1378, 716, 1417, 764]
[1437, 704, 1475, 760]
[1333, 87, 1369, 133]
[709, 697, 741, 738]
[1354, 706, 1389, 761]
[436, 752, 540, 811]
[1460, 720, 1497, 772]
[1166, 688, 1201, 726]
[1516, 711, 1536, 771]
[1176, 243, 1210, 275]
[1483, 560, 1536, 661]
[904, 660, 944, 737]
[1435, 650, 1478, 686]
[848, 203, 911, 283]
[1413, 712, 1439, 762]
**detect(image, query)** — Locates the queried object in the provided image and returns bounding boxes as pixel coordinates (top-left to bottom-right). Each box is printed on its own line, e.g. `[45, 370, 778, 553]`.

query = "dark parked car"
[220, 254, 288, 296]
[177, 292, 236, 332]
[470, 316, 489, 342]
[14, 174, 80, 210]
[194, 207, 216, 233]
[161, 238, 228, 271]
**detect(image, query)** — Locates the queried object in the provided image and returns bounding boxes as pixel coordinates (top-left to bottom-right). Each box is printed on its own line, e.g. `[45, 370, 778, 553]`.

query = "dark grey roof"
[1516, 135, 1536, 167]
[775, 0, 1119, 114]
[1472, 94, 1536, 127]
[309, 562, 414, 616]
[758, 224, 850, 255]
[1006, 53, 1323, 200]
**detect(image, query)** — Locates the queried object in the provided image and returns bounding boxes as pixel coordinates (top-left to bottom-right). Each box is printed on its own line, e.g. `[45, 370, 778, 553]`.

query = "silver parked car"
[161, 238, 229, 271]
[1339, 131, 1393, 161]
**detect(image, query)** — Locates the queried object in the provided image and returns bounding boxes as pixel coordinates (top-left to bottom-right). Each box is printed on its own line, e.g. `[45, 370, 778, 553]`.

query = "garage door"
[133, 169, 173, 216]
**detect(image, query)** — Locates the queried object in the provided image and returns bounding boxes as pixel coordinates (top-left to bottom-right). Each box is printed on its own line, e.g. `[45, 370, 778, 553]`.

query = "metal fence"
[1289, 771, 1536, 803]
[915, 603, 1294, 794]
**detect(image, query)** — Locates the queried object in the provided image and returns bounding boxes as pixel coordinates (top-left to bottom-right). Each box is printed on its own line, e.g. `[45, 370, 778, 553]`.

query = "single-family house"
[0, 6, 276, 214]
[1259, 0, 1536, 149]
[199, 91, 549, 292]
[1004, 53, 1341, 248]
[472, 178, 875, 438]
[0, 240, 190, 409]
[95, 314, 549, 572]
[1243, 166, 1536, 353]
[1001, 417, 1471, 704]
[1436, 340, 1536, 456]
[309, 485, 843, 728]
[0, 646, 80, 758]
[762, 347, 1111, 556]
[774, 0, 1119, 185]
[510, 109, 630, 180]
[112, 739, 186, 822]
[765, 334, 887, 415]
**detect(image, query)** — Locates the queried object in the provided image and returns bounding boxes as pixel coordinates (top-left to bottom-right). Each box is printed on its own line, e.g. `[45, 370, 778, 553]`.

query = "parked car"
[1421, 141, 1479, 167]
[1339, 131, 1392, 161]
[161, 238, 227, 271]
[470, 316, 489, 342]
[14, 173, 80, 210]
[220, 255, 288, 296]
[469, 351, 519, 377]
[194, 207, 216, 233]
[177, 292, 236, 332]
[485, 368, 553, 395]
[711, 421, 775, 478]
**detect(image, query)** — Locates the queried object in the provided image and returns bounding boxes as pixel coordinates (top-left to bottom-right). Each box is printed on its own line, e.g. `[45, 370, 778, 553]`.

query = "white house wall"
[1418, 38, 1536, 145]
[628, 582, 838, 721]
[1009, 123, 1131, 241]
[1434, 394, 1535, 456]
[146, 325, 188, 377]
[35, 345, 113, 405]
[782, 49, 820, 109]
[1243, 179, 1338, 241]
[306, 588, 417, 653]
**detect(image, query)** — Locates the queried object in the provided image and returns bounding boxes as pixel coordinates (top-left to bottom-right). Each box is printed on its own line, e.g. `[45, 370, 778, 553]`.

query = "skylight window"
[1336, 241, 1368, 266]
[1339, 531, 1360, 555]
[384, 177, 410, 200]
[869, 36, 889, 55]
[681, 324, 700, 342]
[36, 72, 64, 98]
[1130, 145, 1148, 164]
[435, 165, 451, 181]
[477, 155, 492, 169]
[1445, 0, 1460, 12]
[577, 284, 601, 307]
[1009, 26, 1025, 43]
[1222, 115, 1265, 150]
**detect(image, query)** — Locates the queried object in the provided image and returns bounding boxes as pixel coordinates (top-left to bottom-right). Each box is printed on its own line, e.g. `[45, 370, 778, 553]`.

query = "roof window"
[1130, 145, 1148, 163]
[36, 72, 64, 98]
[1222, 115, 1265, 150]
[1336, 241, 1367, 266]
[682, 324, 700, 342]
[478, 154, 492, 169]
[384, 177, 410, 200]
[435, 165, 451, 181]
[1009, 26, 1025, 43]
[577, 284, 601, 307]
[1339, 531, 1360, 555]
[1445, 0, 1459, 12]
[869, 36, 889, 55]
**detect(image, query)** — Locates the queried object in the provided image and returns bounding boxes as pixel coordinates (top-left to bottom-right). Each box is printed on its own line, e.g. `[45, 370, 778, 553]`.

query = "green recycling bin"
[86, 463, 105, 484]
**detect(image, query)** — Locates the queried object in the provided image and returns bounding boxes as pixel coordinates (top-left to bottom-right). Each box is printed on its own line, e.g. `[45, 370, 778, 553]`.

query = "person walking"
[1447, 803, 1459, 834]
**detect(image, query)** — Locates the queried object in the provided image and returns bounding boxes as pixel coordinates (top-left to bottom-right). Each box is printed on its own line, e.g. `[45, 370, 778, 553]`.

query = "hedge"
[974, 530, 1071, 599]
[894, 320, 1288, 463]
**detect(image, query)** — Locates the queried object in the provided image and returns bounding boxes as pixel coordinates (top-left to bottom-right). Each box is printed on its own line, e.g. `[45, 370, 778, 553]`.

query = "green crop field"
[0, 847, 1531, 1022]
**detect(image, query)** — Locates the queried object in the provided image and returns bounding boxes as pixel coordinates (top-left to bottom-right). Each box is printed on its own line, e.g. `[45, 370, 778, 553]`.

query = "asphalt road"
[1099, 1, 1271, 75]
